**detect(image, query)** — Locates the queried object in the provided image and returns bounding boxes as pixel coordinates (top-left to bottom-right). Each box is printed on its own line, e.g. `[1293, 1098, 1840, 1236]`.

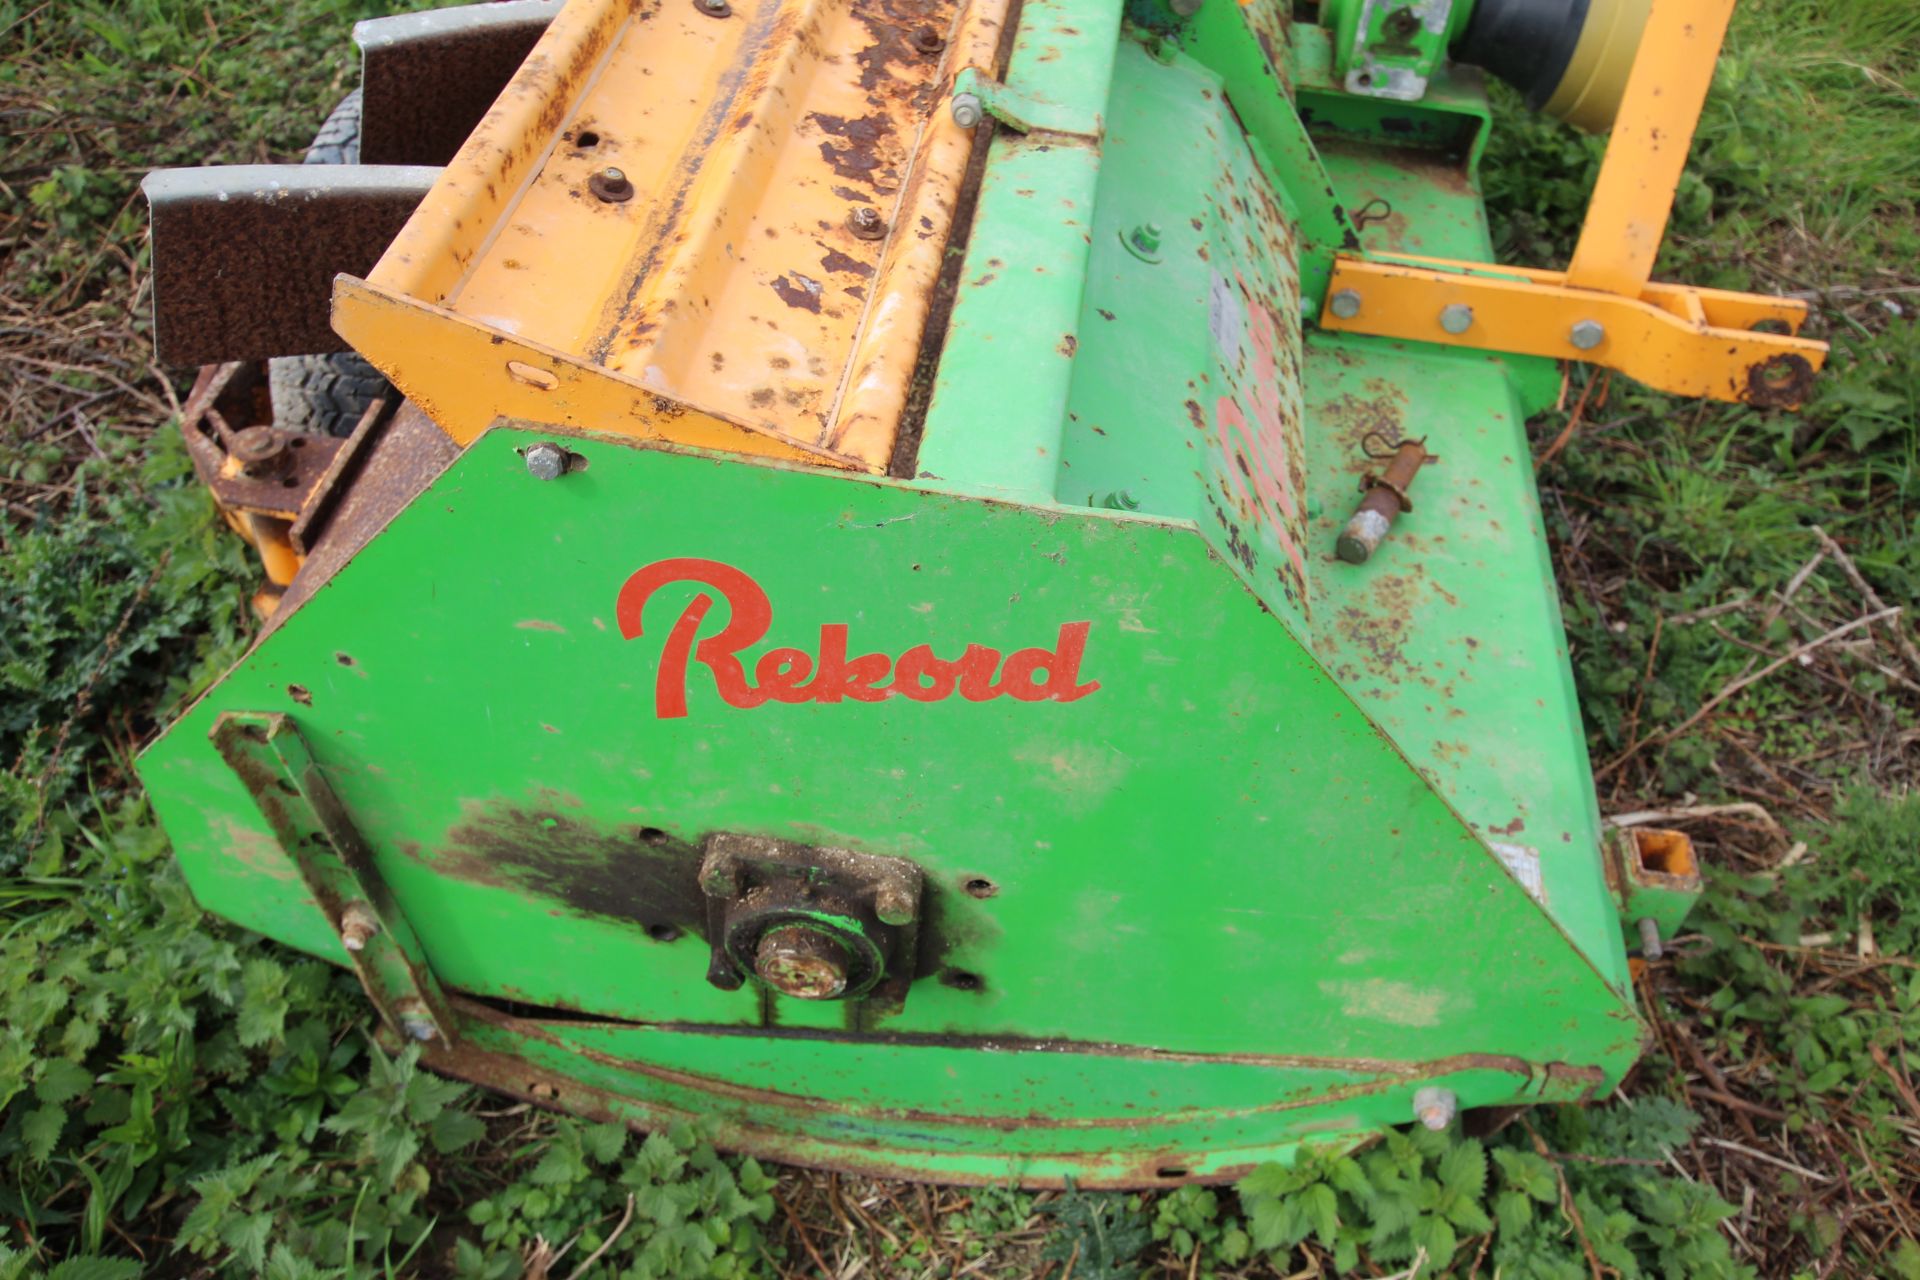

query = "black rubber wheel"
[267, 90, 393, 437]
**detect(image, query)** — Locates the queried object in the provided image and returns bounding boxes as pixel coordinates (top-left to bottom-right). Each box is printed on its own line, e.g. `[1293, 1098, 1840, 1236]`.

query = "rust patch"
[771, 273, 824, 312]
[811, 111, 890, 182]
[1742, 352, 1814, 409]
[819, 247, 876, 278]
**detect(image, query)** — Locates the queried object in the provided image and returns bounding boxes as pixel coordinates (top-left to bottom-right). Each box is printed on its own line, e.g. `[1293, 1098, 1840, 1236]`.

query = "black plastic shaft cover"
[1451, 0, 1592, 109]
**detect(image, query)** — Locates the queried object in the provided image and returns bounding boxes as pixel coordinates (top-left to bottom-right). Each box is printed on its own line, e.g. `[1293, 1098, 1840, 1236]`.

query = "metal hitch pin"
[1337, 435, 1434, 565]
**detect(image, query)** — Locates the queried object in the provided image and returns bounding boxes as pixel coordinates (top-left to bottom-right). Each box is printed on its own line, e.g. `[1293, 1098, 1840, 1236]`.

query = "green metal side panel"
[141, 426, 1638, 1181]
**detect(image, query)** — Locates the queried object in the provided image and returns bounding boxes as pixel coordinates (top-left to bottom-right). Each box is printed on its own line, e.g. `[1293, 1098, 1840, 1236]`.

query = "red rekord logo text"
[615, 558, 1099, 719]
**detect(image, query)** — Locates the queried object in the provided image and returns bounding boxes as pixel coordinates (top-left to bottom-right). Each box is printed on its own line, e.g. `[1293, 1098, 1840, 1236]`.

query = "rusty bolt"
[754, 924, 850, 999]
[1329, 288, 1362, 320]
[1637, 916, 1665, 960]
[874, 884, 917, 926]
[1412, 1086, 1456, 1131]
[1569, 319, 1606, 350]
[694, 0, 731, 16]
[950, 92, 984, 129]
[339, 901, 381, 952]
[1337, 437, 1431, 565]
[523, 441, 569, 480]
[701, 853, 743, 898]
[230, 426, 291, 479]
[394, 999, 438, 1043]
[847, 205, 887, 240]
[588, 167, 634, 203]
[1438, 303, 1474, 335]
[910, 24, 945, 53]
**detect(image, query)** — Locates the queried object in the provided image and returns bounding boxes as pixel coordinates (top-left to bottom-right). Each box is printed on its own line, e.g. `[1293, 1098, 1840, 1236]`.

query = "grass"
[2, 0, 1918, 1275]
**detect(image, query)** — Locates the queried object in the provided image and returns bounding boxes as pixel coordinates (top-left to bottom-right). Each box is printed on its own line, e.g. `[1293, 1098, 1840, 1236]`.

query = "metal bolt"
[950, 92, 984, 128]
[909, 24, 945, 53]
[754, 924, 850, 1000]
[847, 205, 887, 240]
[394, 1000, 438, 1043]
[874, 884, 917, 926]
[1128, 222, 1163, 255]
[1412, 1086, 1457, 1131]
[338, 902, 380, 952]
[694, 0, 731, 16]
[1637, 916, 1665, 961]
[1439, 303, 1474, 335]
[1329, 288, 1363, 320]
[523, 441, 569, 480]
[230, 426, 291, 479]
[1569, 319, 1606, 350]
[588, 167, 634, 203]
[1169, 0, 1203, 13]
[700, 853, 743, 898]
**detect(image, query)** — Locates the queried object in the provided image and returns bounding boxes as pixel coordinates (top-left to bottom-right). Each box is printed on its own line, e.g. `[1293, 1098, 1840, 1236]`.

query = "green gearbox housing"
[139, 0, 1709, 1185]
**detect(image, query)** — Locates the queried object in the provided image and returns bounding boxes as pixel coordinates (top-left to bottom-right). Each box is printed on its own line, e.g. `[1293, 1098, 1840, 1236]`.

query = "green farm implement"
[139, 0, 1823, 1184]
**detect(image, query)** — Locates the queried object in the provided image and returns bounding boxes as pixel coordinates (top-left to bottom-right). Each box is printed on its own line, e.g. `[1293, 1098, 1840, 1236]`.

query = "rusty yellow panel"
[332, 278, 839, 463]
[1563, 0, 1737, 295]
[338, 0, 1007, 470]
[1319, 256, 1828, 408]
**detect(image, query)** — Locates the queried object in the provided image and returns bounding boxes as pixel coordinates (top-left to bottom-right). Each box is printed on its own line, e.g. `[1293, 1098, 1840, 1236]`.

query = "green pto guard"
[141, 0, 1677, 1186]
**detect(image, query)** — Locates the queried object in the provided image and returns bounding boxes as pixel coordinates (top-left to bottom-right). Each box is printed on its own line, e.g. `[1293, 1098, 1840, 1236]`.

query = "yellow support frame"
[1319, 0, 1827, 409]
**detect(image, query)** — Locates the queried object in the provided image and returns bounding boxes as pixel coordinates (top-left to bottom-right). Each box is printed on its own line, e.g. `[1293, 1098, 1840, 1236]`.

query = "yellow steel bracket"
[1318, 0, 1827, 410]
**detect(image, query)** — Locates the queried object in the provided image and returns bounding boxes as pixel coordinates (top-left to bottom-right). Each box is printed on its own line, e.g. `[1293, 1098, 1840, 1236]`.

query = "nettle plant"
[1232, 1102, 1747, 1280]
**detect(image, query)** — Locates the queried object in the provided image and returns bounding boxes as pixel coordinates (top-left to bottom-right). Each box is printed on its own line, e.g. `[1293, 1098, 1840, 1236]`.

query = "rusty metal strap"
[143, 164, 440, 366]
[213, 712, 456, 1044]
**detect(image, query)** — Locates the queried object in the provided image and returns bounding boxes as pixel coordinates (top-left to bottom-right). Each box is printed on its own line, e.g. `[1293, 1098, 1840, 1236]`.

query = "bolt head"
[847, 205, 887, 240]
[1569, 319, 1606, 351]
[1439, 303, 1474, 335]
[1412, 1086, 1457, 1131]
[588, 167, 634, 202]
[695, 0, 731, 15]
[523, 441, 569, 480]
[755, 924, 850, 1000]
[700, 856, 743, 898]
[1169, 0, 1203, 13]
[1329, 288, 1363, 320]
[910, 24, 945, 52]
[874, 884, 917, 926]
[338, 902, 380, 952]
[950, 92, 984, 129]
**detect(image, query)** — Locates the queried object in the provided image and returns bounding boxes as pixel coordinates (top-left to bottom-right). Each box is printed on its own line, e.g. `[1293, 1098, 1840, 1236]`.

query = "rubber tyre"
[267, 90, 393, 437]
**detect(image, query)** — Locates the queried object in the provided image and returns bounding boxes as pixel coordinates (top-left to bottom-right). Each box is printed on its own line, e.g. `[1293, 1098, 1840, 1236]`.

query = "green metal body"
[141, 0, 1654, 1186]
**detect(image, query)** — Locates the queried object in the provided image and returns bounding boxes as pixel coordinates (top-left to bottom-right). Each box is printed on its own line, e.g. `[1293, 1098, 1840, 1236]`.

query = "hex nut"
[950, 92, 984, 129]
[523, 441, 569, 481]
[847, 205, 887, 240]
[874, 884, 917, 926]
[1570, 319, 1606, 350]
[1329, 288, 1363, 320]
[694, 0, 730, 16]
[338, 902, 381, 952]
[1412, 1086, 1457, 1131]
[588, 167, 634, 203]
[1439, 303, 1474, 335]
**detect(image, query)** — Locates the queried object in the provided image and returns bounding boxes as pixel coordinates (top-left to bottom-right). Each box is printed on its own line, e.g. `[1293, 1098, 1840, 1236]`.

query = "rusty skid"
[334, 0, 1010, 468]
